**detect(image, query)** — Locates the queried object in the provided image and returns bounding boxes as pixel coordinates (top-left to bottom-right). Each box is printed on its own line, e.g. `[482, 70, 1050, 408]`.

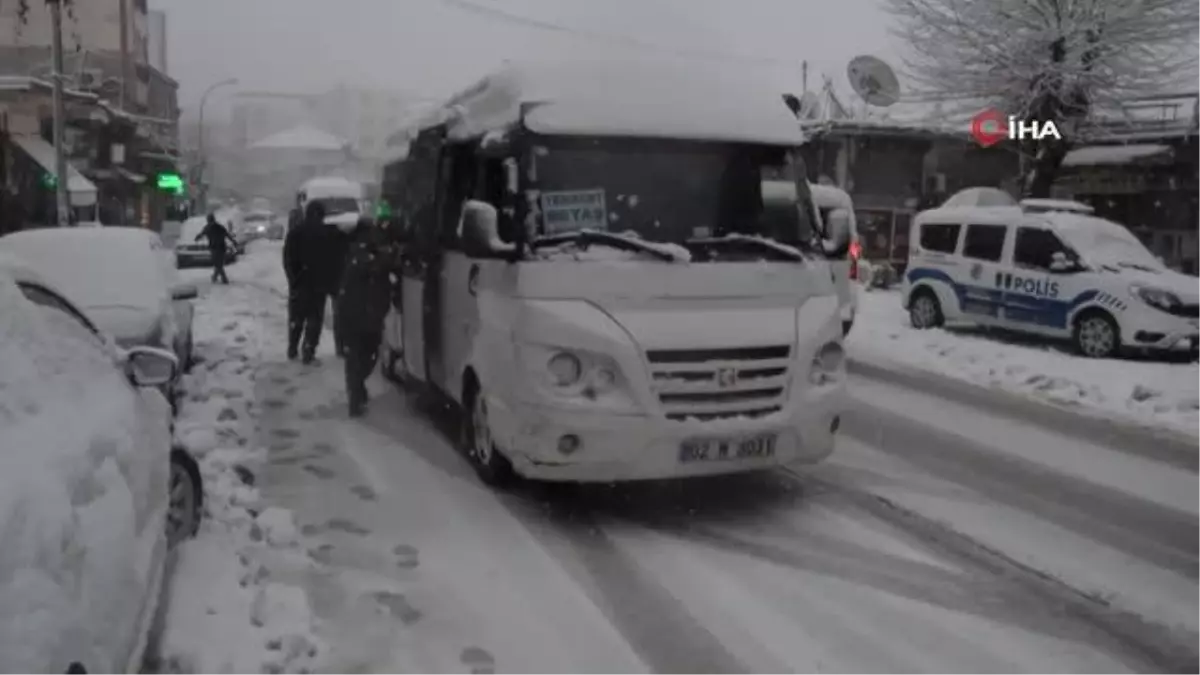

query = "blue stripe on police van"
[907, 267, 1099, 329]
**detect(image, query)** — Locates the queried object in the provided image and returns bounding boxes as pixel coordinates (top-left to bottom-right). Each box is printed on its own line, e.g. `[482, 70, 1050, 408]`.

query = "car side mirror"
[172, 283, 198, 300]
[460, 200, 515, 258]
[822, 208, 852, 258]
[125, 346, 179, 387]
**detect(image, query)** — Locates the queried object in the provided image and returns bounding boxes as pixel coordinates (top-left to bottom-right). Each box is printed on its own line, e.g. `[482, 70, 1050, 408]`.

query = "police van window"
[962, 223, 1007, 262]
[920, 222, 961, 253]
[1014, 227, 1067, 269]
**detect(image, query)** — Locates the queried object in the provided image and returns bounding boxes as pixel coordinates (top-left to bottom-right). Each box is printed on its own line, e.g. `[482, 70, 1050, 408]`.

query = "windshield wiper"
[685, 234, 805, 261]
[530, 229, 683, 261]
[1116, 262, 1160, 272]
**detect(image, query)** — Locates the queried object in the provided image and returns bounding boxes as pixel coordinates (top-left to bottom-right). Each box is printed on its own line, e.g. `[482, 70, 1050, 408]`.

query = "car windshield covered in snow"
[1052, 215, 1164, 271]
[528, 136, 818, 254]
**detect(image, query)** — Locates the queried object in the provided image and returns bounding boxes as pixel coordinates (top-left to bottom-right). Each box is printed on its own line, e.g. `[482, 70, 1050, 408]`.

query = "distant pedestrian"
[284, 201, 328, 363]
[336, 216, 397, 416]
[196, 213, 239, 284]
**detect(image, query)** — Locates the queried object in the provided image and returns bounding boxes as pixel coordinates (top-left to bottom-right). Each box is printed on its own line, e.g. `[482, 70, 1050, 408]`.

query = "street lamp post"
[48, 0, 71, 226]
[196, 77, 238, 213]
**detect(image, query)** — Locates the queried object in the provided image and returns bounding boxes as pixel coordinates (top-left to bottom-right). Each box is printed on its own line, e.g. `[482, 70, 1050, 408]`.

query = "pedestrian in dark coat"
[336, 216, 398, 416]
[283, 201, 329, 363]
[196, 213, 239, 284]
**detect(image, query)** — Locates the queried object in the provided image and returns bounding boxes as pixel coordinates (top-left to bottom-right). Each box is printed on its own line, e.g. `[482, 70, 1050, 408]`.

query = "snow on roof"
[249, 125, 347, 151]
[1020, 198, 1095, 214]
[430, 58, 806, 146]
[1061, 144, 1172, 167]
[300, 176, 363, 200]
[941, 187, 1018, 208]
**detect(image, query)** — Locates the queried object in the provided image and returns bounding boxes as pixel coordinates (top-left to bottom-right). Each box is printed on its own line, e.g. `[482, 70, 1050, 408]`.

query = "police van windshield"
[528, 136, 818, 252]
[1056, 217, 1164, 271]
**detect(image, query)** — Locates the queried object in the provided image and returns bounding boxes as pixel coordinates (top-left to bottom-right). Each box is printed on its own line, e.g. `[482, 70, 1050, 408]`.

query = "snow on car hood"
[85, 304, 162, 342]
[0, 274, 169, 673]
[1116, 267, 1200, 303]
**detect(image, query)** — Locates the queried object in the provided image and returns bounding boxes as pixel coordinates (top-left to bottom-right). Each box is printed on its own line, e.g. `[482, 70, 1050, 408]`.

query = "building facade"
[0, 0, 181, 230]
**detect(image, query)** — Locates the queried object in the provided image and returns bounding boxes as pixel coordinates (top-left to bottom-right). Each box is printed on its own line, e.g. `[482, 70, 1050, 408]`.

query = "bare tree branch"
[886, 0, 1199, 196]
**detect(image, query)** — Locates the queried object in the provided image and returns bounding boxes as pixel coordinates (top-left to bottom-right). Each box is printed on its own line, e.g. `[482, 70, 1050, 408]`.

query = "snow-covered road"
[147, 243, 1198, 673]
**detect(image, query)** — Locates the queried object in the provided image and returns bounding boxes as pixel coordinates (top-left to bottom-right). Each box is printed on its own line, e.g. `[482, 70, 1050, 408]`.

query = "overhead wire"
[438, 0, 799, 67]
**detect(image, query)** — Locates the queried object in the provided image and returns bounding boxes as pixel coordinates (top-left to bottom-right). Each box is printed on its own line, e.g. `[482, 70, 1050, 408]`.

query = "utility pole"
[49, 0, 71, 226]
[118, 0, 129, 110]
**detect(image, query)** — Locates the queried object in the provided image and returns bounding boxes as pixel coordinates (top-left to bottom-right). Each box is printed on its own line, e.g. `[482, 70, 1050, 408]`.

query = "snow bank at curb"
[849, 290, 1199, 439]
[153, 283, 322, 674]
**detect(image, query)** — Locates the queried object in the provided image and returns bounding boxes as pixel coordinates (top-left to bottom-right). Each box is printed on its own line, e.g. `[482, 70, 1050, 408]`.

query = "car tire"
[182, 332, 195, 373]
[1073, 310, 1120, 359]
[167, 448, 203, 548]
[909, 289, 944, 329]
[460, 378, 515, 487]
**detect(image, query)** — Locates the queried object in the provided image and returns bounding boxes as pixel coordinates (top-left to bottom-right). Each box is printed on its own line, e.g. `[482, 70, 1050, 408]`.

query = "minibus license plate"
[679, 434, 777, 463]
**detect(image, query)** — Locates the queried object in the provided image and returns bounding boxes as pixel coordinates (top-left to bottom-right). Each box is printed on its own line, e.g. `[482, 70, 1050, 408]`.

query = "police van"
[902, 191, 1199, 358]
[377, 59, 851, 486]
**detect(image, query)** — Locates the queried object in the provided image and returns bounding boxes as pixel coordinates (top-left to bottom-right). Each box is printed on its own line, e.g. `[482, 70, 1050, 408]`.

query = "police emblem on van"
[969, 263, 983, 280]
[716, 367, 738, 388]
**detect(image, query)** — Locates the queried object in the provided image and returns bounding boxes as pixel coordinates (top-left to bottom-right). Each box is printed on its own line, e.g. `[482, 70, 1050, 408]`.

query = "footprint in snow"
[272, 428, 301, 439]
[234, 335, 248, 344]
[221, 321, 238, 332]
[297, 410, 315, 420]
[269, 440, 294, 453]
[303, 464, 336, 480]
[264, 399, 288, 410]
[284, 385, 299, 396]
[326, 518, 371, 536]
[460, 646, 495, 674]
[217, 407, 239, 422]
[308, 543, 335, 565]
[393, 544, 419, 569]
[369, 590, 422, 625]
[269, 374, 290, 385]
[350, 485, 377, 502]
[311, 441, 335, 455]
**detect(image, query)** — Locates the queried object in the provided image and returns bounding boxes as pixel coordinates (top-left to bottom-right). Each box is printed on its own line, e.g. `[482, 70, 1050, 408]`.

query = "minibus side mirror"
[460, 200, 516, 258]
[822, 208, 852, 258]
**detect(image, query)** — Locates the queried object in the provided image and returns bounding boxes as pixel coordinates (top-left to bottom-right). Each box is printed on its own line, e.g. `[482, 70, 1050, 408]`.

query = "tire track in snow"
[789, 470, 1200, 674]
[495, 485, 749, 674]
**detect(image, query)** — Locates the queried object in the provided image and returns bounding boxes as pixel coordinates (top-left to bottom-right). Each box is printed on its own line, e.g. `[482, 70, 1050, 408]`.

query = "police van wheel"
[909, 290, 944, 329]
[1074, 311, 1120, 359]
[461, 380, 515, 487]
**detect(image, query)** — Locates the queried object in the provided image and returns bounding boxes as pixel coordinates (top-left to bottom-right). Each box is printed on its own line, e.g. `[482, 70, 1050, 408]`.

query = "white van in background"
[763, 181, 859, 335]
[298, 176, 366, 227]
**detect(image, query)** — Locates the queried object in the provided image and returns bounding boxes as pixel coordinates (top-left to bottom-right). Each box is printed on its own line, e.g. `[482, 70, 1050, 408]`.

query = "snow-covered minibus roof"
[413, 58, 807, 146]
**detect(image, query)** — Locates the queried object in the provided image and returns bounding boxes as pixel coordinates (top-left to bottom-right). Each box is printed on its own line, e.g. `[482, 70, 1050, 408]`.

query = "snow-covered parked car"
[0, 254, 203, 674]
[0, 226, 198, 399]
[175, 215, 242, 267]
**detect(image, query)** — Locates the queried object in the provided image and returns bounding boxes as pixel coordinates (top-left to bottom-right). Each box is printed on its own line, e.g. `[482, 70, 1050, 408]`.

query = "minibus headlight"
[809, 342, 845, 386]
[547, 351, 583, 386]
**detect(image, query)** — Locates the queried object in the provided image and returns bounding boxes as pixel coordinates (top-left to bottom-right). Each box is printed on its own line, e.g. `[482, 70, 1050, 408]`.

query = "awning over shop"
[1061, 143, 1173, 167]
[12, 135, 98, 207]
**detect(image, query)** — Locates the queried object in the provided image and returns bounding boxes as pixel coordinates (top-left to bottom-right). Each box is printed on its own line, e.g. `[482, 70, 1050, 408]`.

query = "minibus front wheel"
[461, 374, 516, 487]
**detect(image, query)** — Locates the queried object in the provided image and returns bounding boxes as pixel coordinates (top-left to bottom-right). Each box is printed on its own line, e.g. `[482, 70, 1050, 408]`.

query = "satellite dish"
[847, 55, 900, 107]
[796, 91, 822, 120]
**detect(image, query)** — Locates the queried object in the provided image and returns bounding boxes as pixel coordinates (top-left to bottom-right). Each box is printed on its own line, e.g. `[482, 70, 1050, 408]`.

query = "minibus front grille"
[647, 345, 792, 420]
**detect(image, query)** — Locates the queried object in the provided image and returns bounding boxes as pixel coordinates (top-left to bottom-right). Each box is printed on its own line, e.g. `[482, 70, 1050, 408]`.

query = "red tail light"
[849, 238, 861, 280]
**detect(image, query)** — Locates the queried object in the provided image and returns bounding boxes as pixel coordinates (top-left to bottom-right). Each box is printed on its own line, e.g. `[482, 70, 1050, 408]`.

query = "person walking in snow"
[196, 213, 239, 284]
[335, 215, 398, 416]
[284, 201, 329, 363]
